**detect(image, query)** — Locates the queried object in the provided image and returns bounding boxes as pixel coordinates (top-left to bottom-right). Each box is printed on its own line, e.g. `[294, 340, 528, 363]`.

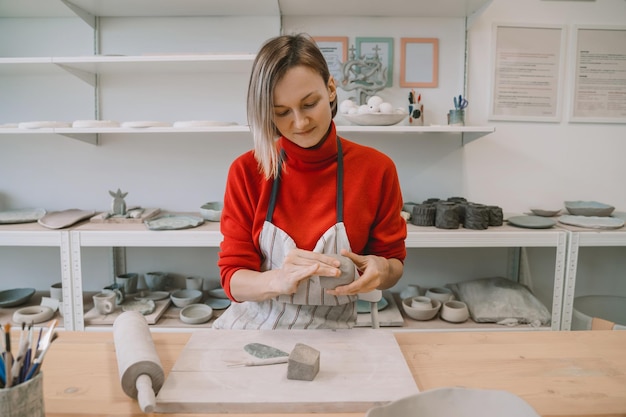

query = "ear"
[327, 76, 337, 101]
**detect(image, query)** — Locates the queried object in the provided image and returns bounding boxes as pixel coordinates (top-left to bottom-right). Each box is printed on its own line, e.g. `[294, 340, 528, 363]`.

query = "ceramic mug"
[103, 283, 125, 304]
[116, 272, 138, 295]
[145, 271, 169, 291]
[49, 282, 63, 302]
[93, 290, 117, 315]
[186, 276, 204, 291]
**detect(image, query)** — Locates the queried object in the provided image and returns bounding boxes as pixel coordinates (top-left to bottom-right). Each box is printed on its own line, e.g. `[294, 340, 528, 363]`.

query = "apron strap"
[266, 137, 344, 223]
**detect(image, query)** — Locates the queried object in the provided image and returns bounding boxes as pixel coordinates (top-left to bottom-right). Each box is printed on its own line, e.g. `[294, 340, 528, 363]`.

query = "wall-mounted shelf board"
[0, 222, 65, 246]
[0, 0, 492, 18]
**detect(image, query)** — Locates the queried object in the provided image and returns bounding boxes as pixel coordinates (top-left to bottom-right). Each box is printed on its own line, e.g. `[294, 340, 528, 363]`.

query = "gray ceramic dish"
[0, 288, 36, 307]
[564, 200, 614, 217]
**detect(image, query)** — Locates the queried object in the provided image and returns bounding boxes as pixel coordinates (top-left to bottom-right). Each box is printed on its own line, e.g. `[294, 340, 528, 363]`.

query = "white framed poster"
[570, 25, 626, 124]
[489, 23, 567, 122]
[313, 36, 348, 85]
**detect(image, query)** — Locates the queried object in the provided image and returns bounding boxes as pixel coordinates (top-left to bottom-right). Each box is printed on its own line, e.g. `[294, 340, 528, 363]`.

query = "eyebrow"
[273, 91, 316, 108]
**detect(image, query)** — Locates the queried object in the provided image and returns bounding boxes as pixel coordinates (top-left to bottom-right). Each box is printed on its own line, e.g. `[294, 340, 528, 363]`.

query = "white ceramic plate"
[173, 120, 237, 128]
[18, 121, 71, 129]
[72, 120, 120, 128]
[180, 303, 213, 324]
[507, 215, 556, 229]
[121, 121, 172, 128]
[558, 215, 624, 229]
[0, 208, 46, 224]
[0, 123, 18, 128]
[144, 214, 204, 230]
[38, 209, 96, 229]
[342, 111, 407, 126]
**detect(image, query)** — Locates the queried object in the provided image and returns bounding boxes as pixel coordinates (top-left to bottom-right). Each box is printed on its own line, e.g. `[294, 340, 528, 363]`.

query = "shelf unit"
[559, 224, 626, 330]
[0, 0, 507, 331]
[0, 223, 74, 329]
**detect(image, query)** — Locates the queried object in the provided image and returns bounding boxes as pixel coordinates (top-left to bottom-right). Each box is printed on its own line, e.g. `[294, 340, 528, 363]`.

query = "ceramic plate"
[18, 121, 71, 129]
[144, 214, 205, 230]
[529, 208, 561, 217]
[342, 111, 407, 126]
[507, 215, 556, 229]
[121, 121, 172, 128]
[204, 296, 231, 310]
[122, 299, 156, 315]
[173, 120, 237, 128]
[72, 120, 120, 128]
[558, 215, 624, 229]
[0, 288, 36, 307]
[356, 296, 389, 314]
[180, 303, 213, 324]
[564, 200, 614, 217]
[38, 209, 95, 229]
[134, 291, 170, 301]
[0, 208, 46, 224]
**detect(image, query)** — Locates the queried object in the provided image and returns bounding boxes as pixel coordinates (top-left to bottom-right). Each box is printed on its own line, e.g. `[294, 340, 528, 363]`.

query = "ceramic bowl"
[0, 288, 36, 307]
[564, 200, 614, 217]
[365, 387, 540, 417]
[440, 300, 470, 323]
[425, 287, 454, 303]
[180, 303, 213, 324]
[529, 207, 561, 217]
[207, 287, 227, 299]
[200, 201, 223, 222]
[170, 289, 203, 308]
[342, 111, 407, 126]
[402, 297, 441, 321]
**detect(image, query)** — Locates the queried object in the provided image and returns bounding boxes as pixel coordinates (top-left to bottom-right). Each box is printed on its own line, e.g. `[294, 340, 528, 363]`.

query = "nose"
[293, 110, 308, 129]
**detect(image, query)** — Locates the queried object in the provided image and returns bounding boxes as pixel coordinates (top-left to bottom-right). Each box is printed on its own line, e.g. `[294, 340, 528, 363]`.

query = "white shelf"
[0, 0, 491, 18]
[0, 222, 65, 246]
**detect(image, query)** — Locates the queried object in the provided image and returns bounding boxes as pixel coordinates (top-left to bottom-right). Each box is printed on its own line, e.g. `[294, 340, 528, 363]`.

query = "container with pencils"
[0, 372, 44, 417]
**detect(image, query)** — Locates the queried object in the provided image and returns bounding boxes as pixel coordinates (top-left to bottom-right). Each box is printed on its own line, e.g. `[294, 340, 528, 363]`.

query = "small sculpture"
[338, 44, 387, 105]
[109, 188, 128, 215]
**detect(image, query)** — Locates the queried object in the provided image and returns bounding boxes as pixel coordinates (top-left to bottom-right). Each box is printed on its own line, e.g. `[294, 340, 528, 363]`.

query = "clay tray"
[89, 208, 161, 224]
[84, 298, 171, 325]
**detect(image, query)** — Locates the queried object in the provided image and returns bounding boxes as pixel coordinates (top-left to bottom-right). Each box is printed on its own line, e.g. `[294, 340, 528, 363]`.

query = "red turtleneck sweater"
[218, 123, 407, 299]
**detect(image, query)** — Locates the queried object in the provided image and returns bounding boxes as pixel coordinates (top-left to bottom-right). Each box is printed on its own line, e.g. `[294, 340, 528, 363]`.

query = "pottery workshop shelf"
[556, 224, 626, 330]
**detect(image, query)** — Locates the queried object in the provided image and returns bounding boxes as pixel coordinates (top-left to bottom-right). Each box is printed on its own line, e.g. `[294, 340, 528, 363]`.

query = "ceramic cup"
[103, 283, 125, 304]
[425, 287, 454, 303]
[186, 276, 204, 291]
[49, 282, 63, 301]
[116, 272, 138, 295]
[93, 290, 117, 315]
[440, 300, 470, 323]
[410, 296, 433, 310]
[145, 271, 169, 291]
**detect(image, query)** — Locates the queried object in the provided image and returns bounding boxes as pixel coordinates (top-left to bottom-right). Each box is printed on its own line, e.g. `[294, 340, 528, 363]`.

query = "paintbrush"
[25, 332, 57, 382]
[4, 323, 12, 387]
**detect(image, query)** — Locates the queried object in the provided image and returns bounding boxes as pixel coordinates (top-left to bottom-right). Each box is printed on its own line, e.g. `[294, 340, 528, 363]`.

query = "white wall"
[1, 1, 625, 304]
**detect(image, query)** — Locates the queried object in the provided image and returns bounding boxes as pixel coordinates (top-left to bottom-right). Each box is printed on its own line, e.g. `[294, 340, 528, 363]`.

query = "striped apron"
[213, 138, 357, 329]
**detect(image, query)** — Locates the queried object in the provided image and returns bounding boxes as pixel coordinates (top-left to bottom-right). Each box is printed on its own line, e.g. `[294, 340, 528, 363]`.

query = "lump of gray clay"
[319, 253, 355, 289]
[287, 343, 320, 381]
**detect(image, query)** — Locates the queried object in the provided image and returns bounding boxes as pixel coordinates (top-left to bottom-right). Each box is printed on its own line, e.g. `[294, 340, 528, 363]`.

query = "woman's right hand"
[273, 249, 342, 295]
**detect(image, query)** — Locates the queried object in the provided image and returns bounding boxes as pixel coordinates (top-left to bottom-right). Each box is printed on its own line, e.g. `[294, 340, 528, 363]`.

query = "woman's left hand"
[325, 249, 401, 296]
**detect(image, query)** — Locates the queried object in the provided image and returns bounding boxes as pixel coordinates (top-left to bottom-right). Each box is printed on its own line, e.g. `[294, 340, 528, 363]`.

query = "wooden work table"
[40, 330, 626, 417]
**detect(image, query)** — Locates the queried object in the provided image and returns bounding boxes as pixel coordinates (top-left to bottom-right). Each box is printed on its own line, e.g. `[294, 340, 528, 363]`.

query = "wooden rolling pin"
[113, 311, 165, 413]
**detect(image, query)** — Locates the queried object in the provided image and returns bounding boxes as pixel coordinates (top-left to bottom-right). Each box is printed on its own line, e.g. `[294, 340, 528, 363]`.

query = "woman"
[214, 34, 406, 329]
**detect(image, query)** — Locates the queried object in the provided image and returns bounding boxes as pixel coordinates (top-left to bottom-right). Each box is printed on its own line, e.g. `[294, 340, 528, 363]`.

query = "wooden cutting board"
[156, 329, 418, 413]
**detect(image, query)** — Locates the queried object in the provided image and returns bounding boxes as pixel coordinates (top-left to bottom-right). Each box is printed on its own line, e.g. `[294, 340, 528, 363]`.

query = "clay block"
[287, 343, 320, 381]
[319, 254, 355, 289]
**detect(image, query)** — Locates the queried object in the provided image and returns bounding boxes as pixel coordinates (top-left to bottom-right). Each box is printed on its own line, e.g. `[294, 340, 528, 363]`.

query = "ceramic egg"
[367, 95, 384, 107]
[339, 99, 356, 114]
[368, 104, 380, 113]
[357, 104, 370, 114]
[379, 102, 394, 114]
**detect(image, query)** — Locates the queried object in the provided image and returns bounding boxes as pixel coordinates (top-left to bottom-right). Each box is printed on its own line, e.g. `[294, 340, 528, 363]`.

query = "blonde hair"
[247, 33, 338, 179]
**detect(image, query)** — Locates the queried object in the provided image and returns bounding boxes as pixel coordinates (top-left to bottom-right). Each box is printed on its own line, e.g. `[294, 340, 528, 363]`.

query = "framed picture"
[313, 36, 348, 85]
[355, 37, 394, 88]
[570, 25, 626, 124]
[400, 38, 439, 88]
[489, 23, 567, 122]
